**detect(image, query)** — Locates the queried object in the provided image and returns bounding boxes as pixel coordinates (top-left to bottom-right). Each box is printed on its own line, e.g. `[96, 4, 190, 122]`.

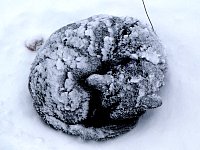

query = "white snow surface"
[0, 0, 200, 149]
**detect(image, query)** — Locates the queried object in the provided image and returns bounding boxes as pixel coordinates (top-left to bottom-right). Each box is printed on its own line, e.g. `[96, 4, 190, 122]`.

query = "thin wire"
[141, 0, 156, 33]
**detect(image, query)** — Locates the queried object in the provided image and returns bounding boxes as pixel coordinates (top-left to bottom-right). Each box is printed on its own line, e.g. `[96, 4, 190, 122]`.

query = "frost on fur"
[28, 15, 167, 141]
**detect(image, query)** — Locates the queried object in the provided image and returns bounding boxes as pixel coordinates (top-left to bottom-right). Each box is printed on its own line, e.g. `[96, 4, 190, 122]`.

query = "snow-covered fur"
[28, 15, 166, 141]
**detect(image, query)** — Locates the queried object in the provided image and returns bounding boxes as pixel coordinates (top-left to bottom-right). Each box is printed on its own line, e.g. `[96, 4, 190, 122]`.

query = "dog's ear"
[140, 94, 162, 109]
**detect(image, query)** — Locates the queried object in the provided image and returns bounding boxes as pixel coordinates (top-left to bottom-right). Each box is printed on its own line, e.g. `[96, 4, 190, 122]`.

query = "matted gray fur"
[29, 15, 166, 141]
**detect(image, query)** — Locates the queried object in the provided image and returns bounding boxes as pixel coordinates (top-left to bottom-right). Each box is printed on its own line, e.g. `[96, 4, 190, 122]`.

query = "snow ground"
[0, 0, 200, 149]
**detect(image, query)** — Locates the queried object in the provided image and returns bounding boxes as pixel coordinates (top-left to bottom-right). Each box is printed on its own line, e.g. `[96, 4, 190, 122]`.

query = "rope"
[141, 0, 156, 33]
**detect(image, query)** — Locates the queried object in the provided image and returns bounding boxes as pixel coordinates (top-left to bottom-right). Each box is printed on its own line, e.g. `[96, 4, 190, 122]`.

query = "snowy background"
[0, 0, 200, 149]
